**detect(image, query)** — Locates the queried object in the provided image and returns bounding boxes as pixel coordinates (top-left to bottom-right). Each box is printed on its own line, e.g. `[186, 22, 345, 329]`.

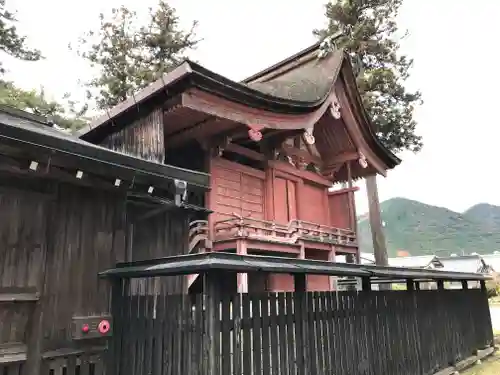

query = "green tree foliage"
[315, 0, 422, 153]
[0, 0, 42, 73]
[0, 81, 88, 131]
[75, 1, 199, 110]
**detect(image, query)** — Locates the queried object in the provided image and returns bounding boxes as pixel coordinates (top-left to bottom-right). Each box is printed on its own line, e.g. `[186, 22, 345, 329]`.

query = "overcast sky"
[5, 0, 500, 215]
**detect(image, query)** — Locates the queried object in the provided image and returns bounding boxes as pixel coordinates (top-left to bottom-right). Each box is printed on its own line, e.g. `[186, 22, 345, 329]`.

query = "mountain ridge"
[358, 198, 500, 256]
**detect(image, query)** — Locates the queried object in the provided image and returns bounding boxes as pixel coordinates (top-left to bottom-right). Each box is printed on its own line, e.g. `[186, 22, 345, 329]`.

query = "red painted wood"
[273, 178, 288, 224]
[305, 250, 330, 291]
[327, 189, 352, 229]
[299, 183, 328, 225]
[267, 274, 294, 292]
[210, 159, 265, 225]
[287, 181, 297, 220]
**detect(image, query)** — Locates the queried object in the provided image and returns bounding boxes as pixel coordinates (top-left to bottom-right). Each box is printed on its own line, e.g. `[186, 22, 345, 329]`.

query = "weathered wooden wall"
[0, 176, 192, 373]
[0, 188, 49, 350]
[41, 184, 126, 351]
[128, 208, 190, 295]
[101, 108, 165, 163]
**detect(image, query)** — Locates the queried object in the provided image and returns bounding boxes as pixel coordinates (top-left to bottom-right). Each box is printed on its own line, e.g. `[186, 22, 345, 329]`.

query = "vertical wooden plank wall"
[41, 184, 126, 351]
[128, 209, 190, 296]
[0, 183, 128, 374]
[101, 108, 165, 163]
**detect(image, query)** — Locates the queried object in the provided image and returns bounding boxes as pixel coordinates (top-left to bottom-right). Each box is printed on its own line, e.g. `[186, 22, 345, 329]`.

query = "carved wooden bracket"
[322, 163, 343, 180]
[303, 127, 315, 145]
[330, 102, 341, 119]
[358, 152, 368, 169]
[247, 124, 265, 142]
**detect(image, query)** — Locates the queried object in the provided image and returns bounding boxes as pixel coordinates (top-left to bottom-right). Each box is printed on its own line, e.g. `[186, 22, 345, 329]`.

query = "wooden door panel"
[286, 181, 297, 220]
[300, 184, 328, 224]
[273, 178, 289, 224]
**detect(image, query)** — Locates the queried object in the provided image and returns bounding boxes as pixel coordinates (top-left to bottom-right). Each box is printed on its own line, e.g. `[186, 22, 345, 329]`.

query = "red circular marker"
[98, 320, 110, 335]
[81, 324, 90, 334]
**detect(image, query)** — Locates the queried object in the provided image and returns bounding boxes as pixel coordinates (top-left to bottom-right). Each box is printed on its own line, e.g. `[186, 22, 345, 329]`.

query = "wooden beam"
[324, 151, 359, 167]
[280, 144, 323, 166]
[225, 143, 265, 161]
[0, 153, 130, 192]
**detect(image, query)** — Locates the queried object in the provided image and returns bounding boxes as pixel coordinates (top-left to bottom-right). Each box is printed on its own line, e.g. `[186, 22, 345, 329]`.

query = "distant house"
[481, 253, 500, 273]
[388, 255, 443, 269]
[437, 255, 492, 289]
[350, 254, 444, 268]
[438, 255, 491, 274]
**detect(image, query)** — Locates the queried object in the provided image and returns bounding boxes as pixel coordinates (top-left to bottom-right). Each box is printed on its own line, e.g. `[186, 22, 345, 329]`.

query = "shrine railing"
[214, 216, 357, 247]
[188, 220, 211, 255]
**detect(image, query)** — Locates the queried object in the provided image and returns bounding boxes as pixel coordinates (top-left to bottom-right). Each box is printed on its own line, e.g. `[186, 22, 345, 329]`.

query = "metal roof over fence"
[100, 252, 490, 281]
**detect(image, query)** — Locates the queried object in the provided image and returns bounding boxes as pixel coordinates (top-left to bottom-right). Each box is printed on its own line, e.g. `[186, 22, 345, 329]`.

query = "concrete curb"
[433, 347, 495, 375]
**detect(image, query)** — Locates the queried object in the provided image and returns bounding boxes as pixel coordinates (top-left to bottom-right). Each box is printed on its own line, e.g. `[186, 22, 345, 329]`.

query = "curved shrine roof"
[80, 38, 400, 174]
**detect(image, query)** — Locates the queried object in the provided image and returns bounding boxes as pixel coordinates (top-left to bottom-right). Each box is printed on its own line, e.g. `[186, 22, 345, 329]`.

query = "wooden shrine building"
[80, 39, 400, 293]
[0, 106, 209, 374]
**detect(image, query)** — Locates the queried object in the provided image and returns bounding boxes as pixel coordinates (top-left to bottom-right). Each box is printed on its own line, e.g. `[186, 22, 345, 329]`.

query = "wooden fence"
[110, 288, 493, 375]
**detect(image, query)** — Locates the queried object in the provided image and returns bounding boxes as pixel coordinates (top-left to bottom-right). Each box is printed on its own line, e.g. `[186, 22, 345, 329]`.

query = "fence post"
[203, 271, 221, 375]
[106, 278, 122, 375]
[406, 279, 414, 292]
[294, 274, 308, 375]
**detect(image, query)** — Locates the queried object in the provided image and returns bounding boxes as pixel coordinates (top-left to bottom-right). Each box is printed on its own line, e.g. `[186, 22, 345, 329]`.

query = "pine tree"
[0, 0, 42, 73]
[315, 0, 423, 267]
[75, 1, 199, 110]
[0, 81, 88, 131]
[315, 0, 422, 153]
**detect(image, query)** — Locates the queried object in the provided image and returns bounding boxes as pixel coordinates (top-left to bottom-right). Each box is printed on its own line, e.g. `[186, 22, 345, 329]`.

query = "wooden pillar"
[346, 162, 357, 231]
[328, 246, 336, 291]
[236, 240, 248, 293]
[366, 175, 388, 265]
[346, 162, 360, 264]
[264, 166, 275, 220]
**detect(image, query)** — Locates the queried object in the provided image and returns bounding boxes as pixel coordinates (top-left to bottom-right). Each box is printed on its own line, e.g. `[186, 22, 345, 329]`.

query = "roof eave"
[340, 56, 401, 171]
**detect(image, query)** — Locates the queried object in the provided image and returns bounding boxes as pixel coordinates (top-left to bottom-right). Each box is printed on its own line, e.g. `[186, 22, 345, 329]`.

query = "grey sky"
[6, 0, 500, 215]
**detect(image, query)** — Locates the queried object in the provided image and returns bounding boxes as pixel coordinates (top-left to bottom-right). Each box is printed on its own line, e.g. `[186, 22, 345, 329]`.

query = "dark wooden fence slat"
[241, 293, 252, 375]
[108, 282, 493, 375]
[261, 293, 271, 375]
[285, 292, 296, 375]
[250, 293, 262, 375]
[277, 293, 289, 375]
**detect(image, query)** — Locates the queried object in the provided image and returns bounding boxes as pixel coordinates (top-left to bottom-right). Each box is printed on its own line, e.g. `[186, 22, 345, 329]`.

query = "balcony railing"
[214, 216, 357, 247]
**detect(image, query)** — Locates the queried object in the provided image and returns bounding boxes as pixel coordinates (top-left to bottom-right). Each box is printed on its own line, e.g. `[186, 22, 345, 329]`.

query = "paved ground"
[461, 352, 500, 375]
